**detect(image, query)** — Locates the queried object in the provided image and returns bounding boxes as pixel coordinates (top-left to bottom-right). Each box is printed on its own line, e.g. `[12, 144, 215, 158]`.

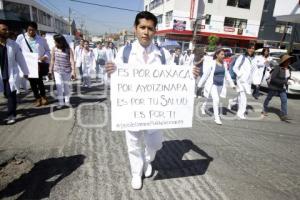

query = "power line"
[69, 0, 140, 13]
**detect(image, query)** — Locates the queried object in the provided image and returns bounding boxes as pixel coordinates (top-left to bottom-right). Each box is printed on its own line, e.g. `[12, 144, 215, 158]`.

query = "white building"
[273, 0, 300, 23]
[144, 0, 264, 49]
[0, 0, 69, 34]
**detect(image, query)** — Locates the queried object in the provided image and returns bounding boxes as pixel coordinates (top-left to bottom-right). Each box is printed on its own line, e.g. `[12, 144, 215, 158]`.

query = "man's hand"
[192, 66, 200, 79]
[23, 75, 28, 79]
[39, 56, 48, 62]
[105, 61, 116, 77]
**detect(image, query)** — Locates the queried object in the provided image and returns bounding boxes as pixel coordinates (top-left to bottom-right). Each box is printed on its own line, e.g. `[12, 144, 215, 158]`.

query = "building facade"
[0, 0, 70, 34]
[258, 0, 300, 49]
[144, 0, 264, 49]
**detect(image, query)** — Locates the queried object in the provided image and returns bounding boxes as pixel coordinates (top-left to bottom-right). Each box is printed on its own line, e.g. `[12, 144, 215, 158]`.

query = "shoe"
[144, 162, 153, 178]
[131, 175, 142, 190]
[261, 111, 268, 116]
[214, 118, 222, 125]
[41, 97, 48, 106]
[201, 107, 206, 115]
[237, 114, 246, 120]
[34, 98, 42, 107]
[6, 116, 16, 125]
[280, 115, 289, 121]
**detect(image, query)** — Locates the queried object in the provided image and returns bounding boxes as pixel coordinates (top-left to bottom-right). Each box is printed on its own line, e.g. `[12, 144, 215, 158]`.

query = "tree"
[207, 35, 219, 51]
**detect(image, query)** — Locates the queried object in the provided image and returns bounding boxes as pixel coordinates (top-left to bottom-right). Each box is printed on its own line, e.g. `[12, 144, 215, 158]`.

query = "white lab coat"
[0, 39, 29, 92]
[172, 54, 184, 65]
[93, 47, 107, 65]
[197, 59, 235, 99]
[80, 50, 94, 77]
[74, 45, 83, 68]
[252, 55, 272, 85]
[16, 33, 50, 63]
[183, 54, 195, 66]
[114, 40, 172, 177]
[233, 54, 256, 94]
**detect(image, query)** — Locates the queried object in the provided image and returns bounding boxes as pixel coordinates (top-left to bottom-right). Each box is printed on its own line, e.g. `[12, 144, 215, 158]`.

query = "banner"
[173, 19, 186, 31]
[110, 64, 195, 131]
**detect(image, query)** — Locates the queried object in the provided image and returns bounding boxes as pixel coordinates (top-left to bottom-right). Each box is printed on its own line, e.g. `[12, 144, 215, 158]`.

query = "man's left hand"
[192, 66, 200, 78]
[39, 56, 48, 62]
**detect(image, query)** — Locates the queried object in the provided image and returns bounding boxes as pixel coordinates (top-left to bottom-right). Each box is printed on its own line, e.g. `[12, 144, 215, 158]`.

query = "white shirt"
[93, 47, 107, 63]
[114, 41, 172, 66]
[183, 54, 195, 66]
[74, 45, 83, 67]
[16, 33, 50, 63]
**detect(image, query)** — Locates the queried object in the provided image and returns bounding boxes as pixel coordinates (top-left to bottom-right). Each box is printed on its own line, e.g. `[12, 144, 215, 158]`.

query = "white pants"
[54, 72, 71, 105]
[237, 91, 247, 116]
[202, 85, 222, 119]
[125, 130, 163, 177]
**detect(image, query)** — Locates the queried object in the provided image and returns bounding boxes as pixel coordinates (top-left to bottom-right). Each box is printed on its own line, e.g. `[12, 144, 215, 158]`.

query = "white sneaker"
[131, 175, 142, 190]
[6, 116, 16, 125]
[214, 118, 222, 125]
[201, 107, 206, 115]
[237, 114, 246, 120]
[144, 163, 152, 178]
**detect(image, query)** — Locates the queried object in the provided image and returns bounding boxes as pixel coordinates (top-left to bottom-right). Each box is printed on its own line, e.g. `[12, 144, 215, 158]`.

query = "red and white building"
[144, 0, 265, 50]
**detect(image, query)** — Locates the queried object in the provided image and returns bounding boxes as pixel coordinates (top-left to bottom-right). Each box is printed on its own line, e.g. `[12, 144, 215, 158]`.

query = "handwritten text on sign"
[111, 64, 195, 131]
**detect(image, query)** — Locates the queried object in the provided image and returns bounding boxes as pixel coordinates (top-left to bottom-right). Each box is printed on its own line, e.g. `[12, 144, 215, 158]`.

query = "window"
[32, 6, 38, 22]
[149, 0, 164, 10]
[275, 24, 286, 33]
[227, 0, 251, 9]
[224, 17, 247, 28]
[3, 1, 30, 20]
[205, 14, 211, 25]
[165, 10, 173, 24]
[208, 0, 213, 3]
[263, 0, 269, 12]
[157, 14, 163, 24]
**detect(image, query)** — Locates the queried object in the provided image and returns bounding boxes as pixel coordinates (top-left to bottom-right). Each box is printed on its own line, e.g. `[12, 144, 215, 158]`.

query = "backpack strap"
[123, 44, 166, 64]
[238, 55, 246, 70]
[122, 44, 132, 63]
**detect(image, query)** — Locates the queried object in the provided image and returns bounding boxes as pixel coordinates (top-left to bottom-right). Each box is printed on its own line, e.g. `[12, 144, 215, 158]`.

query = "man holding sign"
[106, 11, 200, 190]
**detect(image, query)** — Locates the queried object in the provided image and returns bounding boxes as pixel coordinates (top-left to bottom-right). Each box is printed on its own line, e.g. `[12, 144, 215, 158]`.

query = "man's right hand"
[105, 61, 116, 77]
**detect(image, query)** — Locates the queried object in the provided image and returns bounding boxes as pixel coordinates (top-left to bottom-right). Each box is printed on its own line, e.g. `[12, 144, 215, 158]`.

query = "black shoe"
[280, 115, 290, 121]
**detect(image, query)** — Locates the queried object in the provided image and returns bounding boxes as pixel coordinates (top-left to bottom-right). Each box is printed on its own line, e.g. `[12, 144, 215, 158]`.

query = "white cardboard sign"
[23, 52, 39, 78]
[111, 64, 195, 131]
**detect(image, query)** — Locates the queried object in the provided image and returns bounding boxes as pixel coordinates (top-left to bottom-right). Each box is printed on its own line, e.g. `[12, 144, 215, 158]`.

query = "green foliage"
[207, 35, 219, 51]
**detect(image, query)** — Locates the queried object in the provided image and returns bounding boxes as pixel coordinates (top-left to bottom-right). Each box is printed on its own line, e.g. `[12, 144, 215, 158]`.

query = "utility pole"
[69, 7, 72, 35]
[288, 24, 296, 54]
[192, 15, 207, 49]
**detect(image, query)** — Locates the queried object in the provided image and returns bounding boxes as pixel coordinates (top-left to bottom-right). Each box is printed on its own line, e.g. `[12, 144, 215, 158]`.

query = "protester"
[105, 11, 200, 190]
[172, 47, 183, 65]
[252, 47, 272, 99]
[48, 34, 76, 108]
[16, 21, 50, 107]
[74, 38, 84, 82]
[193, 47, 206, 98]
[228, 44, 256, 119]
[0, 21, 29, 124]
[80, 40, 94, 88]
[93, 42, 107, 84]
[183, 49, 194, 66]
[197, 49, 235, 125]
[262, 54, 293, 121]
[106, 41, 117, 61]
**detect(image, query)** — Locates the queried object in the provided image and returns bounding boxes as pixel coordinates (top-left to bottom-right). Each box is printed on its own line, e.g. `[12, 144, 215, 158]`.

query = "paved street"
[0, 80, 300, 200]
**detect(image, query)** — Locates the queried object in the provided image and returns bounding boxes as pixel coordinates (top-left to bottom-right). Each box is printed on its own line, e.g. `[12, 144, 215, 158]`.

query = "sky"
[39, 0, 144, 35]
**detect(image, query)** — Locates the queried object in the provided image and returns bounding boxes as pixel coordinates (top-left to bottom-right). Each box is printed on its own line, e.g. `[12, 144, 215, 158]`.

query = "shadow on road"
[0, 155, 85, 200]
[152, 140, 213, 180]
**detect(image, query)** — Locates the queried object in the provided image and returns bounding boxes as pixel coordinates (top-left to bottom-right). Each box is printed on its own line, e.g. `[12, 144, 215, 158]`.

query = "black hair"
[27, 21, 38, 30]
[53, 34, 70, 52]
[213, 48, 224, 60]
[245, 43, 256, 57]
[262, 47, 270, 57]
[134, 11, 157, 27]
[0, 20, 9, 26]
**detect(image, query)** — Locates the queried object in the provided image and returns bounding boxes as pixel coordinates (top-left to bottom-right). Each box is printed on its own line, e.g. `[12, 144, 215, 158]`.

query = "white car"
[255, 48, 287, 64]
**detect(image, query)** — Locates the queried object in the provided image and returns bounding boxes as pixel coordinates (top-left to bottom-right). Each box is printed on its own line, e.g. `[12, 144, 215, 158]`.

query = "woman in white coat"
[231, 44, 256, 119]
[197, 49, 235, 125]
[252, 47, 271, 99]
[80, 40, 94, 88]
